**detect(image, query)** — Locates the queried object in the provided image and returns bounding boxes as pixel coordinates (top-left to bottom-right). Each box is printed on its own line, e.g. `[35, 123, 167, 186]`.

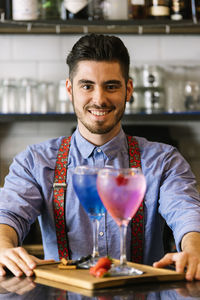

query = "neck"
[77, 122, 121, 146]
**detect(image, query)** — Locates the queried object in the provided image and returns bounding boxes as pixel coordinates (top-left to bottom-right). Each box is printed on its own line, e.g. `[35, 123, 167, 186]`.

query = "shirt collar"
[74, 128, 96, 159]
[74, 127, 127, 159]
[100, 129, 127, 159]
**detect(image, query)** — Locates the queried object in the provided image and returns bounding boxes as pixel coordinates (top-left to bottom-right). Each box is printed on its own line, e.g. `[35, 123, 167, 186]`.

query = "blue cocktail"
[72, 166, 105, 267]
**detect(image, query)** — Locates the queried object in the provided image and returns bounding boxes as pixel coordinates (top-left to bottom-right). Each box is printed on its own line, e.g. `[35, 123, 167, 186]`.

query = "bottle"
[196, 0, 200, 20]
[103, 0, 129, 20]
[170, 0, 185, 21]
[147, 0, 170, 19]
[5, 0, 12, 19]
[88, 0, 104, 20]
[12, 0, 39, 20]
[0, 0, 5, 18]
[40, 0, 61, 20]
[64, 0, 89, 19]
[0, 0, 12, 20]
[129, 0, 146, 19]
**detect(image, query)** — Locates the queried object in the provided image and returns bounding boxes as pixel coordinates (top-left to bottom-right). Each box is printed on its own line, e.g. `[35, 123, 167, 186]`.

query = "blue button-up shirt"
[0, 127, 200, 266]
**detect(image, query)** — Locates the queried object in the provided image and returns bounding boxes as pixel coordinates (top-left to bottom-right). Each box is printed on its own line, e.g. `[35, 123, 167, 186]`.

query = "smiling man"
[0, 34, 200, 281]
[66, 60, 132, 145]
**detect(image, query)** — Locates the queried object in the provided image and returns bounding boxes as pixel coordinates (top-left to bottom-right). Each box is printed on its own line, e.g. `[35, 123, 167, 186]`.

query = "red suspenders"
[53, 136, 71, 260]
[53, 135, 144, 263]
[127, 135, 143, 263]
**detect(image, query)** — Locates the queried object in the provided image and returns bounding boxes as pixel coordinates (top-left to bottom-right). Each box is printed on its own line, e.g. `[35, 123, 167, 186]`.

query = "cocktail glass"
[72, 165, 106, 268]
[97, 168, 146, 275]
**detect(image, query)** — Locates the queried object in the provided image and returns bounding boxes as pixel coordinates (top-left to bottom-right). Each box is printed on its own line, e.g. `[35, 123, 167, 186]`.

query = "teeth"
[90, 111, 108, 116]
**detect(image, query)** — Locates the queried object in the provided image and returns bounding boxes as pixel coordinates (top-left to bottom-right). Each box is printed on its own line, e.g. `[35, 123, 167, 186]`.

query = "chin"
[87, 124, 116, 135]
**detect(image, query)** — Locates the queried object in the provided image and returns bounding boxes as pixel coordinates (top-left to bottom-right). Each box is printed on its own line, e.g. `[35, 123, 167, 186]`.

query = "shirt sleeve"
[0, 146, 44, 244]
[158, 146, 200, 251]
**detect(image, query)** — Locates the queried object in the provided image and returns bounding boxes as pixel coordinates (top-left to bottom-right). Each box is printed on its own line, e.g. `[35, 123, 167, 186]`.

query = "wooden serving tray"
[33, 260, 185, 290]
[34, 276, 186, 298]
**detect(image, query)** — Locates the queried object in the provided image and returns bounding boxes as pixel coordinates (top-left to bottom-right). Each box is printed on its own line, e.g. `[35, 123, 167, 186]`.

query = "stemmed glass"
[97, 168, 146, 275]
[72, 166, 106, 268]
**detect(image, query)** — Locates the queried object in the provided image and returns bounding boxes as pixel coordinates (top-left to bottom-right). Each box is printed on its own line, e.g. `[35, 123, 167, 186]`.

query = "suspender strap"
[53, 136, 71, 260]
[127, 135, 144, 264]
[53, 135, 144, 263]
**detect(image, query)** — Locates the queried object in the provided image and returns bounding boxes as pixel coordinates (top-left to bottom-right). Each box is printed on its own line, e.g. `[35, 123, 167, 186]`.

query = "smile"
[89, 110, 110, 116]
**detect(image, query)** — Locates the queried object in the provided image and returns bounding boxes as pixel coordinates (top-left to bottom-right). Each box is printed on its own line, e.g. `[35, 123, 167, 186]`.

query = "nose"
[92, 87, 107, 106]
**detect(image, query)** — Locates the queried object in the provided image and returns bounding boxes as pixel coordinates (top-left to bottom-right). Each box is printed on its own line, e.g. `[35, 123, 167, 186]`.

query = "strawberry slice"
[95, 267, 109, 278]
[115, 174, 128, 186]
[89, 266, 96, 276]
[89, 257, 112, 277]
[92, 257, 112, 272]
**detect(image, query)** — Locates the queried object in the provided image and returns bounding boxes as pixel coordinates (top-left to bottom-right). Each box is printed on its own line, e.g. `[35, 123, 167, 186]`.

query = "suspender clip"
[53, 182, 67, 189]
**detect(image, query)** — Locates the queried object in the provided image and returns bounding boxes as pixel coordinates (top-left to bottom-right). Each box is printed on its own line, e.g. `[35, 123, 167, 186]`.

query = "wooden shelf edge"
[0, 20, 200, 35]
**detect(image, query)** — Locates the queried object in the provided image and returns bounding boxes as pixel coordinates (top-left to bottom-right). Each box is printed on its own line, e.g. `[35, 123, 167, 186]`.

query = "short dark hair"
[66, 33, 130, 83]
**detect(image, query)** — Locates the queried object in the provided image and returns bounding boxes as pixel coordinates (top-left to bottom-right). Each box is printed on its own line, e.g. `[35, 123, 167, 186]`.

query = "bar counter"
[0, 275, 200, 300]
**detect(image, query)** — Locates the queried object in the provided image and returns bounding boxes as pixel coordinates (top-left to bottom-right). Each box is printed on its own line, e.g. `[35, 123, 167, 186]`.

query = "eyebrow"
[78, 79, 94, 85]
[104, 80, 122, 86]
[78, 79, 122, 85]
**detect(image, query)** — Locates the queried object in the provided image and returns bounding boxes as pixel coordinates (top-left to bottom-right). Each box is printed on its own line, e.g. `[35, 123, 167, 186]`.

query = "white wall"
[1, 34, 200, 81]
[0, 34, 200, 188]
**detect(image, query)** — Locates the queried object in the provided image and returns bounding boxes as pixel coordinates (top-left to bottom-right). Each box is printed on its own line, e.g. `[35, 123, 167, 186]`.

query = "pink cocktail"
[97, 168, 146, 275]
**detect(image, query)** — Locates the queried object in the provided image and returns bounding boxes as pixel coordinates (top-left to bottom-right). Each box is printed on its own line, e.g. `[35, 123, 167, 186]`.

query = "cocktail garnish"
[90, 256, 112, 277]
[116, 174, 128, 186]
[58, 255, 92, 269]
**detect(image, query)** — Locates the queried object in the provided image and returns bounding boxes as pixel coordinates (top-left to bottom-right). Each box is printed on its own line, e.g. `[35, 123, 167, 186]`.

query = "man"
[0, 34, 200, 281]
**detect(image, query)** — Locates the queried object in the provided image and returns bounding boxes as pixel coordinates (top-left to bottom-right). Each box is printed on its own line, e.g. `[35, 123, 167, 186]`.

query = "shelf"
[0, 112, 199, 123]
[0, 19, 200, 35]
[124, 111, 200, 122]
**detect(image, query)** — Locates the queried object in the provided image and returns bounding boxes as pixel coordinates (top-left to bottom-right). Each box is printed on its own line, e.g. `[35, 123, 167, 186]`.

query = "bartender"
[0, 33, 200, 281]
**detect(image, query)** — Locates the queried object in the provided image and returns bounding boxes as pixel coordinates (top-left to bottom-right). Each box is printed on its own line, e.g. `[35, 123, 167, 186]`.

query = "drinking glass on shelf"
[1, 79, 19, 113]
[56, 80, 70, 114]
[184, 81, 199, 111]
[37, 82, 48, 114]
[165, 65, 186, 113]
[72, 166, 106, 268]
[97, 168, 146, 275]
[18, 78, 38, 114]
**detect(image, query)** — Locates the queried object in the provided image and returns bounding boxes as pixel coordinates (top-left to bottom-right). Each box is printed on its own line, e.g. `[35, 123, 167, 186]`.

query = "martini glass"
[97, 168, 146, 275]
[72, 166, 106, 268]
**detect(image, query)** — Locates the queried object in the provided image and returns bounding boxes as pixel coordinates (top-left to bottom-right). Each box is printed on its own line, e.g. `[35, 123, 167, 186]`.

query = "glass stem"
[92, 218, 100, 258]
[120, 224, 128, 266]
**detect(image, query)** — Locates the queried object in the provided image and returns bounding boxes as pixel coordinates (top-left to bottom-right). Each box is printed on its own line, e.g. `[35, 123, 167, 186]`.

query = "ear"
[66, 78, 73, 102]
[126, 78, 133, 102]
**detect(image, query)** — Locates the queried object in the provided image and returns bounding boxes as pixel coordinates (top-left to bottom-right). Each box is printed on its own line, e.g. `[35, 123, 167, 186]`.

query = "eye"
[106, 84, 120, 91]
[82, 84, 92, 90]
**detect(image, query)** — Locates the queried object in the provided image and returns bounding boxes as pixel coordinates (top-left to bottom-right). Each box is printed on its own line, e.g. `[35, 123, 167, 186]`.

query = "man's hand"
[153, 251, 200, 281]
[0, 224, 55, 277]
[0, 246, 55, 277]
[154, 232, 200, 281]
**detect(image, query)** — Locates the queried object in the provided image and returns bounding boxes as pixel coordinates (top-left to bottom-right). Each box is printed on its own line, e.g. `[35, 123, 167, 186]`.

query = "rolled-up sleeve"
[139, 137, 200, 264]
[158, 147, 200, 251]
[0, 148, 44, 244]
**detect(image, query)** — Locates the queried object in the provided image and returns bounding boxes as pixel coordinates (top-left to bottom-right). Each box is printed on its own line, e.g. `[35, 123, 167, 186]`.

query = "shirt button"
[99, 231, 104, 237]
[97, 148, 101, 153]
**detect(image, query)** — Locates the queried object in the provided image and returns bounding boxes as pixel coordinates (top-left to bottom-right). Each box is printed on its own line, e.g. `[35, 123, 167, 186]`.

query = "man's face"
[66, 60, 133, 139]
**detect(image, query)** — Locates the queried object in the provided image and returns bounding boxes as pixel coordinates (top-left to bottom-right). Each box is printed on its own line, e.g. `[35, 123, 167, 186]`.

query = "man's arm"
[181, 232, 200, 280]
[153, 232, 200, 281]
[0, 224, 51, 277]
